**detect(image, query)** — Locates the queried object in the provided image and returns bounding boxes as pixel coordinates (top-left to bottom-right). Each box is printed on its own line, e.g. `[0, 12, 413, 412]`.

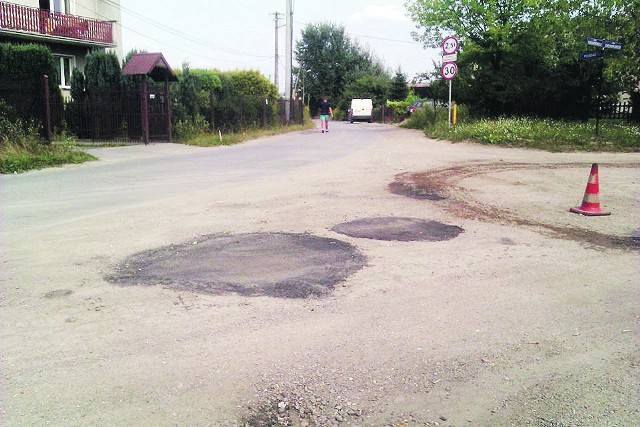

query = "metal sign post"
[448, 79, 452, 128]
[441, 36, 459, 129]
[581, 36, 623, 135]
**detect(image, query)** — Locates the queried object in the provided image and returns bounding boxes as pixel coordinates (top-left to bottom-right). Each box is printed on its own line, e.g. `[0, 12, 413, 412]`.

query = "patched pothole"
[388, 180, 446, 200]
[332, 217, 464, 242]
[389, 162, 640, 251]
[107, 232, 366, 299]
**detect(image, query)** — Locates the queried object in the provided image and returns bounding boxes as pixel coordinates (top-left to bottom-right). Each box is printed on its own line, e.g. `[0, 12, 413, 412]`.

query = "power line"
[73, 3, 271, 65]
[347, 31, 424, 45]
[101, 0, 271, 59]
[291, 19, 424, 45]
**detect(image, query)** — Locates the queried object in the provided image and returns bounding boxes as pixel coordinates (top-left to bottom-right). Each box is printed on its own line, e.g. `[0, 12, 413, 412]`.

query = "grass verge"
[0, 139, 97, 174]
[403, 113, 640, 152]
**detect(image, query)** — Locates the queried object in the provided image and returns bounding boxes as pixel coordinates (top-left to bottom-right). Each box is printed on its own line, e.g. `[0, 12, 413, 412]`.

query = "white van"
[348, 98, 373, 123]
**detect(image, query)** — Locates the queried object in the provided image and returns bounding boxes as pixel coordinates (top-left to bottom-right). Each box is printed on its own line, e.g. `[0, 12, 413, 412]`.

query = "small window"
[52, 0, 68, 13]
[54, 55, 75, 88]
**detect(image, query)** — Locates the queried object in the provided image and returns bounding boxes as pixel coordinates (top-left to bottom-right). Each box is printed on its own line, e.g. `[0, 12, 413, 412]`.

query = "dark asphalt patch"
[388, 180, 446, 200]
[389, 163, 640, 252]
[332, 217, 464, 242]
[107, 233, 366, 299]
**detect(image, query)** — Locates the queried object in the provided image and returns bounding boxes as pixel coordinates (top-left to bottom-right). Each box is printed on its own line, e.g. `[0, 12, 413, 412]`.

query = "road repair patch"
[389, 162, 640, 251]
[332, 217, 464, 242]
[107, 232, 366, 298]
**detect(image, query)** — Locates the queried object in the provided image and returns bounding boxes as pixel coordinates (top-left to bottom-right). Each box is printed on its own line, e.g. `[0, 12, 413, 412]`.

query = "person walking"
[319, 96, 333, 133]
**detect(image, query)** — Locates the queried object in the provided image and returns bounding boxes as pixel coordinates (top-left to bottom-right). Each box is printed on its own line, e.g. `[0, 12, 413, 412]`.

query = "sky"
[117, 0, 442, 94]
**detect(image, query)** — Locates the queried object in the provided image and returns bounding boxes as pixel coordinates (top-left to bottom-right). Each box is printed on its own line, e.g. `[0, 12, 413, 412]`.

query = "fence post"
[631, 93, 640, 122]
[263, 99, 268, 128]
[240, 96, 245, 130]
[164, 77, 172, 143]
[42, 75, 52, 143]
[209, 90, 215, 132]
[141, 75, 149, 144]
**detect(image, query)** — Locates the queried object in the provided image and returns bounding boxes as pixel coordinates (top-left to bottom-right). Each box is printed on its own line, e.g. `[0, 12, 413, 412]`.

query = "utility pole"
[284, 0, 293, 123]
[271, 12, 283, 92]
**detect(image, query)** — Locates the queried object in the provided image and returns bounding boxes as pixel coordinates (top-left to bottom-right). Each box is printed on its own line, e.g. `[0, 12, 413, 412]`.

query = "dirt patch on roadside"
[389, 162, 639, 251]
[107, 232, 366, 298]
[332, 217, 463, 242]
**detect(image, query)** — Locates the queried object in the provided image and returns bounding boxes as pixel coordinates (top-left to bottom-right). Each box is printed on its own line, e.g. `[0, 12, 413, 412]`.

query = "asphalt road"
[1, 120, 637, 426]
[2, 122, 372, 232]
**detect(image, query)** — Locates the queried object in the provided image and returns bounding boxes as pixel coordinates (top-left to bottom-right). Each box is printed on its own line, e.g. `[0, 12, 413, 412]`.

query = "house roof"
[122, 52, 178, 82]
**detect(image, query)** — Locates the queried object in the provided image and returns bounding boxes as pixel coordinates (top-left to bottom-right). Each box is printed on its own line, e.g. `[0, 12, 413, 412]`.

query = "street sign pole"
[583, 36, 623, 136]
[448, 79, 452, 128]
[596, 55, 604, 136]
[441, 36, 459, 129]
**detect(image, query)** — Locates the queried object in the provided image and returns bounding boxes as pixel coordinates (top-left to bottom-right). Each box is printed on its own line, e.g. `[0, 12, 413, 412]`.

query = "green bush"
[0, 100, 40, 146]
[385, 100, 410, 122]
[0, 43, 58, 87]
[0, 139, 95, 173]
[0, 98, 20, 126]
[83, 50, 122, 91]
[172, 115, 209, 141]
[401, 104, 450, 129]
[332, 107, 346, 121]
[425, 117, 640, 152]
[0, 43, 63, 137]
[0, 110, 95, 174]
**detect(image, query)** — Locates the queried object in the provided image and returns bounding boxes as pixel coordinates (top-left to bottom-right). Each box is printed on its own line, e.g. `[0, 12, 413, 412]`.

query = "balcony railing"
[0, 1, 112, 44]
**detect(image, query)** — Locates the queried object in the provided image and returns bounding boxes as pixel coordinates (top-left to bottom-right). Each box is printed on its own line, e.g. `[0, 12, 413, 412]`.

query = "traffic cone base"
[570, 163, 610, 216]
[570, 206, 610, 216]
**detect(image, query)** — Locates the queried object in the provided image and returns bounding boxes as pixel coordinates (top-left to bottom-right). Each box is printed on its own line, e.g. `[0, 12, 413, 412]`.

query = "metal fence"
[599, 102, 633, 120]
[0, 75, 61, 141]
[62, 89, 146, 142]
[1, 76, 305, 143]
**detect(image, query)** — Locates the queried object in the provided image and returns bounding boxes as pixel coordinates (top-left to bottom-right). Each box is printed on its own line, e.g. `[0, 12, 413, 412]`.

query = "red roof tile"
[122, 52, 178, 82]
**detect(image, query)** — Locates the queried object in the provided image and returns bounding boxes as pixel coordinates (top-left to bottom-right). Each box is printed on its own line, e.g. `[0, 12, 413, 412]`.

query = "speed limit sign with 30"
[441, 61, 458, 80]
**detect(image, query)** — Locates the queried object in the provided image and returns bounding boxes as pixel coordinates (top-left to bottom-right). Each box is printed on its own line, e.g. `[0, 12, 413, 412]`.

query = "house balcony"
[0, 1, 113, 46]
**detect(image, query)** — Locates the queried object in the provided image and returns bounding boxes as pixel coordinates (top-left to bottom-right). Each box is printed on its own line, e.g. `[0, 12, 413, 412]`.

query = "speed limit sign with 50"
[441, 61, 458, 80]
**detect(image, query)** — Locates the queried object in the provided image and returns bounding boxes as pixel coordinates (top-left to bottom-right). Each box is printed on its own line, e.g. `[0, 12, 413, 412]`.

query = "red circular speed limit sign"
[441, 61, 458, 80]
[442, 36, 459, 54]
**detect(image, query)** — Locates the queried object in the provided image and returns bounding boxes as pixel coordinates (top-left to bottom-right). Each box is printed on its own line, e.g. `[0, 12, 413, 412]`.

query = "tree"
[83, 50, 121, 91]
[388, 70, 409, 101]
[406, 0, 638, 118]
[342, 75, 390, 110]
[295, 22, 389, 112]
[0, 43, 61, 139]
[174, 62, 199, 121]
[0, 43, 58, 89]
[226, 70, 278, 100]
[69, 68, 85, 100]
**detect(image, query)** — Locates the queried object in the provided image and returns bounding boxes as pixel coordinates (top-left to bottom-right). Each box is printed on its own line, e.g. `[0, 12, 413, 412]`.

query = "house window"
[54, 55, 75, 88]
[52, 0, 70, 14]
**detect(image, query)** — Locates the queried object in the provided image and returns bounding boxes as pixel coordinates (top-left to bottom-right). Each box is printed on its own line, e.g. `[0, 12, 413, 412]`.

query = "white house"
[0, 0, 122, 92]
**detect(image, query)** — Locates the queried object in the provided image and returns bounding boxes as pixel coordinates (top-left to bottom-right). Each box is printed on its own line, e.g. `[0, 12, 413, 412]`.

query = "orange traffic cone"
[570, 163, 611, 216]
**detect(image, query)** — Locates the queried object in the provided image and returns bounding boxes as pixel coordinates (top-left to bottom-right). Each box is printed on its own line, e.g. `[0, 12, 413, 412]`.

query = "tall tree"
[406, 0, 638, 118]
[295, 22, 389, 112]
[83, 50, 121, 92]
[177, 62, 198, 120]
[342, 75, 390, 110]
[388, 70, 409, 101]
